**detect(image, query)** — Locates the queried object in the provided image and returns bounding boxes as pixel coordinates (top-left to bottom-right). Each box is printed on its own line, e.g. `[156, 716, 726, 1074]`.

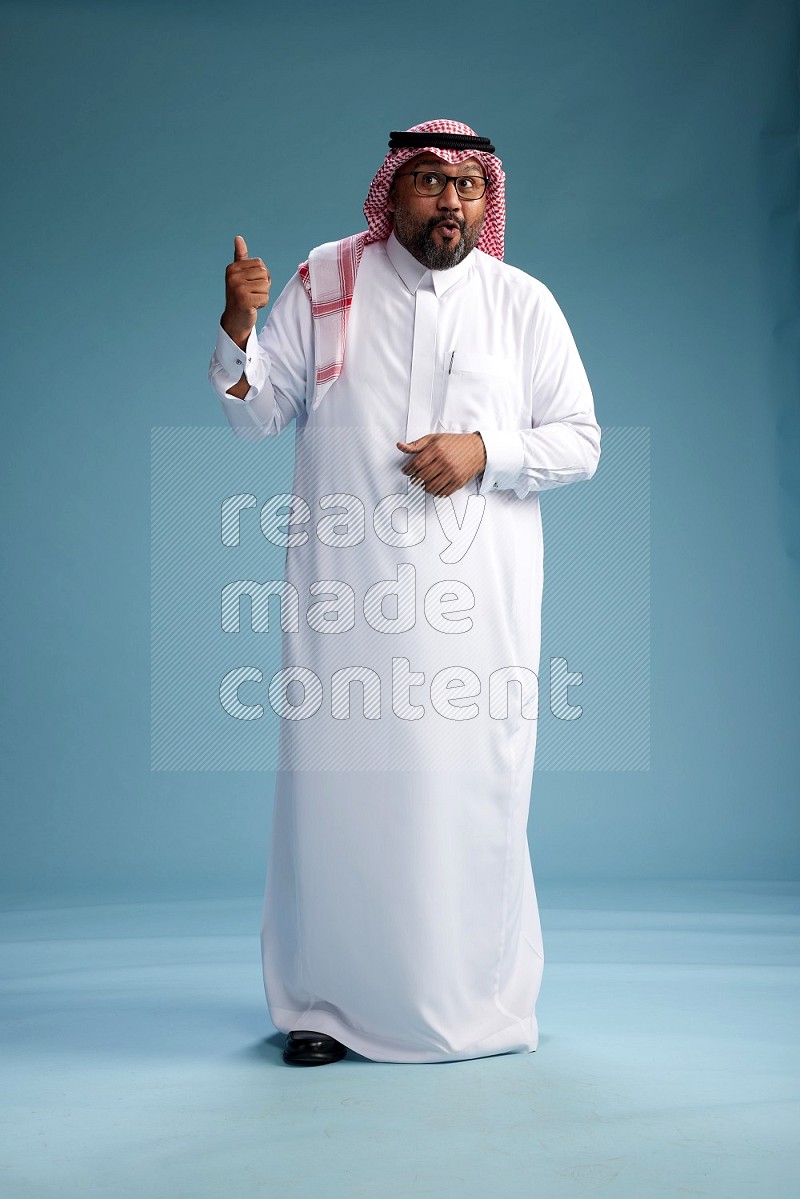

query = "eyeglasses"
[394, 170, 489, 200]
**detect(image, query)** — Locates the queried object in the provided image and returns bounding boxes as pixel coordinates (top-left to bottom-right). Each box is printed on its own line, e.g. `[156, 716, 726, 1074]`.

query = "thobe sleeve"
[476, 285, 601, 499]
[207, 272, 314, 441]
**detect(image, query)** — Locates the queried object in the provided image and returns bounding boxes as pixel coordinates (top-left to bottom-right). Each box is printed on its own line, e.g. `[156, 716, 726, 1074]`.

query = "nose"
[436, 178, 463, 212]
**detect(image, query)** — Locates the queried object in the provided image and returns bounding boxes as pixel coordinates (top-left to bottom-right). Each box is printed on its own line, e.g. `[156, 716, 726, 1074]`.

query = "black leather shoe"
[283, 1030, 348, 1066]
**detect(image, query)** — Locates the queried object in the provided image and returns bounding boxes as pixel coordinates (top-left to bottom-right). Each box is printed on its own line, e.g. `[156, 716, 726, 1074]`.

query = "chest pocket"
[437, 350, 517, 433]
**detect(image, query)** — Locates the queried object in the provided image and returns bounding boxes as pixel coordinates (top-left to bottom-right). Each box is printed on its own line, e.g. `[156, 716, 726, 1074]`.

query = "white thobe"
[209, 230, 600, 1063]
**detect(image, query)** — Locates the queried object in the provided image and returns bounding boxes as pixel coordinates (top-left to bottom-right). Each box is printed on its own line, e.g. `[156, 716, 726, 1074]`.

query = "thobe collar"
[385, 228, 475, 297]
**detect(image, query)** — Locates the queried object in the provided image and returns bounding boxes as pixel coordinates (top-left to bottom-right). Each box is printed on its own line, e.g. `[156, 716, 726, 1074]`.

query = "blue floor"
[1, 881, 797, 1198]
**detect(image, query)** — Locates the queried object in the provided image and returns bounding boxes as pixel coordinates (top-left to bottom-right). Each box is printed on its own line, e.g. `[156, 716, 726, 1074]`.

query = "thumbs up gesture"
[222, 235, 271, 346]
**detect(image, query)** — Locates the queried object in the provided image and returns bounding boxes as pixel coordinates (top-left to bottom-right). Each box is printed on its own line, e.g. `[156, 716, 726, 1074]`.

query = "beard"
[392, 206, 485, 270]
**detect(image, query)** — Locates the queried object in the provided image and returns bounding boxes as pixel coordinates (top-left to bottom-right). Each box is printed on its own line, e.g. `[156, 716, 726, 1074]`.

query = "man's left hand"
[396, 432, 486, 497]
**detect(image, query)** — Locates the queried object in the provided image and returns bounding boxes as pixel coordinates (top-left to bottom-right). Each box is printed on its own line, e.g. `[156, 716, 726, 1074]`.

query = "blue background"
[1, 0, 798, 900]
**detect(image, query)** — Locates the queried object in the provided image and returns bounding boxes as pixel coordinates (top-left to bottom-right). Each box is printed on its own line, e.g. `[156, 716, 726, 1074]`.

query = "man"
[208, 119, 600, 1067]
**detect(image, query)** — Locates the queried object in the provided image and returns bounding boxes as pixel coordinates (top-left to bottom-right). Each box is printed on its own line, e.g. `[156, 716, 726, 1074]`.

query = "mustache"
[426, 213, 466, 233]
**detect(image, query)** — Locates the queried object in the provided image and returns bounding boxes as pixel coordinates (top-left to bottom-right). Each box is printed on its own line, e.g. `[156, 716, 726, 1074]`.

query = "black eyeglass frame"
[393, 170, 490, 200]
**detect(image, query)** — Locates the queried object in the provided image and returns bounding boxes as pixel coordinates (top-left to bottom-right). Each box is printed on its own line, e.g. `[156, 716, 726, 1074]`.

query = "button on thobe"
[405, 275, 439, 444]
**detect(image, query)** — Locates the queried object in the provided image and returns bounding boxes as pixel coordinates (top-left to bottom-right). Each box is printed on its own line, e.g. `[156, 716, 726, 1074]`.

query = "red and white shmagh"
[298, 119, 506, 408]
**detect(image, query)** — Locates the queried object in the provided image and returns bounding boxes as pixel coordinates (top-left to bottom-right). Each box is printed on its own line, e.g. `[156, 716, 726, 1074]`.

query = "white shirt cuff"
[475, 429, 525, 494]
[214, 323, 265, 399]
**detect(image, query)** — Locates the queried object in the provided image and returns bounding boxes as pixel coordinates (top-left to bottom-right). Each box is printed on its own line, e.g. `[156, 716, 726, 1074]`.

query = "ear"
[386, 187, 396, 214]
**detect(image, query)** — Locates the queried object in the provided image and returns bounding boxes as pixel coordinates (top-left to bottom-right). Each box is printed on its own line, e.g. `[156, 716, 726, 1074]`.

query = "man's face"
[387, 152, 488, 270]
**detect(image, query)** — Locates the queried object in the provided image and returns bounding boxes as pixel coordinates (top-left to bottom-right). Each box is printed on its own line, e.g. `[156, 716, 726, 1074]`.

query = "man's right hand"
[221, 235, 271, 349]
